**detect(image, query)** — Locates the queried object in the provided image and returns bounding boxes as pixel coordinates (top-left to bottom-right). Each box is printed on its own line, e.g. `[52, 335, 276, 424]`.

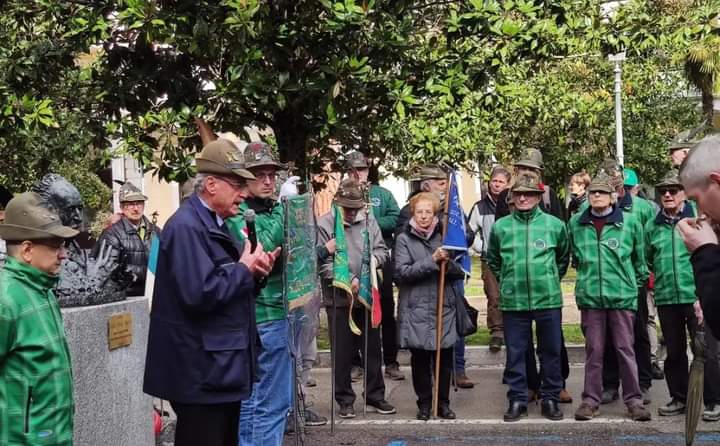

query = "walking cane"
[432, 169, 452, 418]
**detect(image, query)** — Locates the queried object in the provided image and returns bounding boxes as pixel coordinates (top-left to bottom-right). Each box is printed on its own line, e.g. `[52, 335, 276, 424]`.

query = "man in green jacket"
[646, 169, 720, 420]
[595, 161, 655, 405]
[487, 172, 570, 422]
[569, 172, 651, 422]
[0, 192, 79, 445]
[345, 151, 404, 381]
[227, 142, 326, 444]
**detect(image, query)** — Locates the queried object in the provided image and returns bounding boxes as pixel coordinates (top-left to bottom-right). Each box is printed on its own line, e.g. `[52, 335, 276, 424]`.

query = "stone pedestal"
[62, 296, 153, 446]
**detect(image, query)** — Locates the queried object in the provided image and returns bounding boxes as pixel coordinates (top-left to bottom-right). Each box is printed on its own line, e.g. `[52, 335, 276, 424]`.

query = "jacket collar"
[2, 256, 59, 291]
[119, 215, 149, 235]
[578, 204, 624, 225]
[655, 201, 695, 225]
[512, 205, 541, 222]
[618, 191, 633, 211]
[246, 196, 276, 214]
[187, 194, 231, 238]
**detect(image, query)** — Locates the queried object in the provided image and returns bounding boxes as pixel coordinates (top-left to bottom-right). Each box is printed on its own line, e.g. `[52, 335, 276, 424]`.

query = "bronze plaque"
[108, 313, 133, 351]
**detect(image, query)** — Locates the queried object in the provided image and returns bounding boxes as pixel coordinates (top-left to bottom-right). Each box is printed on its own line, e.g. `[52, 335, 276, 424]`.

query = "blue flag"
[442, 171, 471, 276]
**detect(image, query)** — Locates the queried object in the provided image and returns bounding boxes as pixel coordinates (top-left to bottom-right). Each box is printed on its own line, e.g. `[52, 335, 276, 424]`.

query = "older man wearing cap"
[0, 192, 78, 445]
[594, 160, 656, 406]
[487, 172, 570, 422]
[646, 169, 720, 421]
[344, 151, 404, 381]
[668, 130, 698, 168]
[143, 139, 280, 446]
[569, 172, 651, 422]
[93, 182, 160, 296]
[317, 178, 394, 418]
[495, 148, 571, 403]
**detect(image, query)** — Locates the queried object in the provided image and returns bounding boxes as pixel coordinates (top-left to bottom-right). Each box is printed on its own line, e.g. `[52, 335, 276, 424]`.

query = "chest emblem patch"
[605, 238, 619, 250]
[533, 239, 547, 250]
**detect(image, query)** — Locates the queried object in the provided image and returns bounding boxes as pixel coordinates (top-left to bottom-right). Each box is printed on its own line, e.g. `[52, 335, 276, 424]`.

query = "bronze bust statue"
[32, 174, 131, 307]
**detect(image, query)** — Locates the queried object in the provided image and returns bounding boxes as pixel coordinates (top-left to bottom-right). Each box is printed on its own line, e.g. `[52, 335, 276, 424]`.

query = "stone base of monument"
[62, 296, 153, 446]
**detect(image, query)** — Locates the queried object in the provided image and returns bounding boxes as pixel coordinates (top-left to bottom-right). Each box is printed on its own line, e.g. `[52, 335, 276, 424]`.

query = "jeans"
[239, 319, 293, 446]
[503, 309, 563, 404]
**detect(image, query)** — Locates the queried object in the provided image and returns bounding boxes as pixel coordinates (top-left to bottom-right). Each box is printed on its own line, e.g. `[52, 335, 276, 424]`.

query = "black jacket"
[691, 243, 720, 340]
[93, 215, 160, 296]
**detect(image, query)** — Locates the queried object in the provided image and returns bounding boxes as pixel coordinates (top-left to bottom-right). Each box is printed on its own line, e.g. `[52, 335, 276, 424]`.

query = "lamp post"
[609, 51, 626, 165]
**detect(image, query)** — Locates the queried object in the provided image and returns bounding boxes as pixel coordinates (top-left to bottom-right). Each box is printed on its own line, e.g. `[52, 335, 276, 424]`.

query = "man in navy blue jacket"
[143, 139, 280, 446]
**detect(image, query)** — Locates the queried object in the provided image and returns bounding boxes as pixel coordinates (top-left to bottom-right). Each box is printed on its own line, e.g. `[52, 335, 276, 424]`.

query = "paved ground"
[286, 365, 720, 446]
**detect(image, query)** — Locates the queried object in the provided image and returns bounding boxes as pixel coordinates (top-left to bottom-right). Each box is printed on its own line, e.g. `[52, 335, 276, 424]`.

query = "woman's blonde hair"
[570, 171, 591, 188]
[409, 192, 441, 214]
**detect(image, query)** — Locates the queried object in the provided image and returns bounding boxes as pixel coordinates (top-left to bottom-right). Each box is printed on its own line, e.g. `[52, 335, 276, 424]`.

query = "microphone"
[244, 209, 257, 252]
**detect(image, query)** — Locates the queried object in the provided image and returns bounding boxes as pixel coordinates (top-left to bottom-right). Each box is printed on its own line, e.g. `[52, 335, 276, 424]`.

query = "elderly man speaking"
[143, 139, 280, 446]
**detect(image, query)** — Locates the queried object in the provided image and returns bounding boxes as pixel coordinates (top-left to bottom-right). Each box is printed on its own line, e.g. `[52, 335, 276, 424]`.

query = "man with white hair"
[678, 134, 720, 339]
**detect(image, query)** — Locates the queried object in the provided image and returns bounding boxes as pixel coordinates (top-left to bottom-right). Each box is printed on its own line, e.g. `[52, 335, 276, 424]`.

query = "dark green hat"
[655, 169, 683, 188]
[334, 178, 365, 209]
[511, 172, 544, 193]
[514, 148, 544, 171]
[0, 192, 79, 241]
[668, 130, 699, 152]
[243, 141, 285, 170]
[408, 164, 446, 182]
[196, 139, 256, 180]
[588, 171, 615, 194]
[119, 182, 147, 203]
[345, 151, 369, 169]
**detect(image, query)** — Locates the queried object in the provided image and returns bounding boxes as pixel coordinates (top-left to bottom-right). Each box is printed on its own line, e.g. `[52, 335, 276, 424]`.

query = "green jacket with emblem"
[569, 206, 649, 311]
[369, 185, 400, 246]
[226, 198, 286, 324]
[486, 206, 570, 312]
[645, 202, 696, 306]
[0, 257, 74, 446]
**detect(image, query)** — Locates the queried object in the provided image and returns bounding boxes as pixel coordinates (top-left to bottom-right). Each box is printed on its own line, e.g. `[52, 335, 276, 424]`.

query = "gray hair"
[680, 134, 720, 188]
[194, 174, 210, 194]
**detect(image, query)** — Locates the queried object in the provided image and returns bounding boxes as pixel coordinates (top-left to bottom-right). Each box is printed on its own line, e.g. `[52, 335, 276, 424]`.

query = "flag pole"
[362, 181, 370, 418]
[432, 169, 453, 418]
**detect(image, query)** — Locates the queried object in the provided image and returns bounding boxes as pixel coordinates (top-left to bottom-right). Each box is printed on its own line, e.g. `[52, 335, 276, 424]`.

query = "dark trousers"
[410, 347, 453, 408]
[504, 309, 563, 403]
[171, 402, 240, 446]
[603, 286, 653, 392]
[657, 304, 720, 404]
[526, 332, 570, 390]
[380, 261, 399, 366]
[327, 305, 385, 405]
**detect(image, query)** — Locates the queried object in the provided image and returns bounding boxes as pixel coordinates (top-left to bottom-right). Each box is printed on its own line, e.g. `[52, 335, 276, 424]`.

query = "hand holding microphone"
[239, 209, 281, 279]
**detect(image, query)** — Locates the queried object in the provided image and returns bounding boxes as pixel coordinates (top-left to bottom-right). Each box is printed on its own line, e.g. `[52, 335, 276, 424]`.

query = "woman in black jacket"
[394, 192, 465, 420]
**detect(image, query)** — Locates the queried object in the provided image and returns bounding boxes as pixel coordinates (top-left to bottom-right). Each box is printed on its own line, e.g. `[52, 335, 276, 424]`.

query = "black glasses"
[658, 188, 681, 196]
[215, 176, 246, 190]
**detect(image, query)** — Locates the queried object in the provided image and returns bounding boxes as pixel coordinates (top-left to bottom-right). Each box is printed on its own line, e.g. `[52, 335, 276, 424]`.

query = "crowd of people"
[3, 130, 720, 446]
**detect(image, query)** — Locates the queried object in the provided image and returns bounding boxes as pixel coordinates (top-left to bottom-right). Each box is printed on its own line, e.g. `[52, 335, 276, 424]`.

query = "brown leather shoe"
[574, 403, 599, 421]
[559, 389, 573, 404]
[627, 404, 652, 422]
[455, 373, 474, 389]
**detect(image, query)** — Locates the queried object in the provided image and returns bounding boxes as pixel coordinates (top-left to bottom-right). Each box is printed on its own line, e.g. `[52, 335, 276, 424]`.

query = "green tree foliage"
[0, 0, 717, 192]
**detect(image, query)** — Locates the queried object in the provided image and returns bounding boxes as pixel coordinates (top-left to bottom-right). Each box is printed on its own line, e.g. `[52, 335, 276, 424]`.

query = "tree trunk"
[702, 89, 715, 126]
[273, 109, 309, 176]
